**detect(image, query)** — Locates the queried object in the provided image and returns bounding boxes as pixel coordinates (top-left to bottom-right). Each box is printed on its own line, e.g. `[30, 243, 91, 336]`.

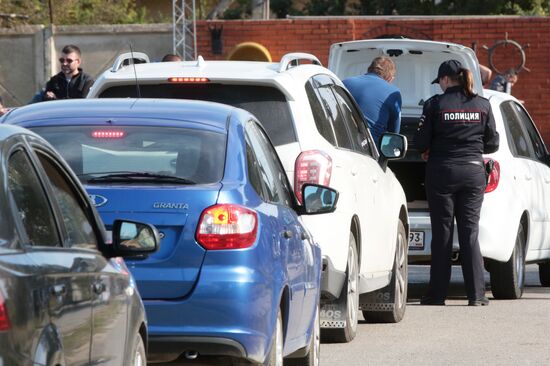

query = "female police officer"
[415, 60, 499, 306]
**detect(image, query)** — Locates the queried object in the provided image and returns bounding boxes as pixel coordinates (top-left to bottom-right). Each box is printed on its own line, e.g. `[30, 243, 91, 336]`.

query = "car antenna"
[128, 42, 141, 98]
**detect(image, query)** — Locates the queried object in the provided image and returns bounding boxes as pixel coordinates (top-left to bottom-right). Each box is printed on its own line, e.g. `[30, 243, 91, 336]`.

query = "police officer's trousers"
[425, 161, 487, 301]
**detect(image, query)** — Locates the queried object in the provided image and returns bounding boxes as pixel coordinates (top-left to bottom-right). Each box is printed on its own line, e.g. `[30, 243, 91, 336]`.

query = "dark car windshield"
[98, 84, 296, 146]
[30, 126, 226, 185]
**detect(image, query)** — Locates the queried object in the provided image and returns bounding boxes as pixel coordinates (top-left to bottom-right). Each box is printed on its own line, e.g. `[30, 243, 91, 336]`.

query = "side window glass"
[246, 126, 278, 203]
[500, 102, 532, 158]
[246, 121, 292, 207]
[305, 80, 337, 146]
[317, 86, 353, 150]
[246, 137, 268, 200]
[332, 85, 373, 156]
[37, 152, 98, 249]
[8, 149, 60, 246]
[514, 103, 547, 161]
[253, 123, 294, 208]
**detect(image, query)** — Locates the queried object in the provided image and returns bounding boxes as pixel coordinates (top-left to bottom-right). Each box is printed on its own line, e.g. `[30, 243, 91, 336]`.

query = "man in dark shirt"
[489, 68, 517, 94]
[43, 45, 94, 101]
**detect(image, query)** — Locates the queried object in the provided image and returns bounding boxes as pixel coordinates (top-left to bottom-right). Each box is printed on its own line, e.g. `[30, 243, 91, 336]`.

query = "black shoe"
[420, 296, 445, 306]
[468, 297, 489, 306]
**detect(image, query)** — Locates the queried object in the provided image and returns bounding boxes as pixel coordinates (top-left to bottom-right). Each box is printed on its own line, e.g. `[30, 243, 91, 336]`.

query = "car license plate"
[408, 231, 424, 250]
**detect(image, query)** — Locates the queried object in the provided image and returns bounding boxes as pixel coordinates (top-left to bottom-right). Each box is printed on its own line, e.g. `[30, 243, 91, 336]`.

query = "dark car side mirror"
[378, 132, 408, 170]
[300, 183, 339, 215]
[110, 219, 159, 258]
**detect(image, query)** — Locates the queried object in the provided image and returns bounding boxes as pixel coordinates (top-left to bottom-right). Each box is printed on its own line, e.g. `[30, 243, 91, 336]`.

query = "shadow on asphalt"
[406, 264, 545, 303]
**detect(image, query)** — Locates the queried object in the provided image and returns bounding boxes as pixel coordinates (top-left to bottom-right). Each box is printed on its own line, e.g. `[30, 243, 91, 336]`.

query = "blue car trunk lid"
[87, 184, 221, 300]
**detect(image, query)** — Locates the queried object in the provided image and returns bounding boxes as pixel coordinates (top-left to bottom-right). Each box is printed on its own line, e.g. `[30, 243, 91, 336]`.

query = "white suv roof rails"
[278, 52, 322, 73]
[111, 52, 150, 72]
[109, 51, 320, 74]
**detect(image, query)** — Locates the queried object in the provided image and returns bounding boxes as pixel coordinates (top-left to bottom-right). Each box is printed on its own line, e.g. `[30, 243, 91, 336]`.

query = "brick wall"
[195, 16, 550, 144]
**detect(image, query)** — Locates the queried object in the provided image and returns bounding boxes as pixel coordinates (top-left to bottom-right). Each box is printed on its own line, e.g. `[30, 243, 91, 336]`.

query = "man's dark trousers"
[425, 161, 487, 301]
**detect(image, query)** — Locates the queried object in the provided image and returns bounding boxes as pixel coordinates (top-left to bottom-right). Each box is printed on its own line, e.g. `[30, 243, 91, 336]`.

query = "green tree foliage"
[354, 0, 433, 15]
[0, 0, 148, 27]
[432, 0, 550, 15]
[360, 0, 550, 15]
[2, 0, 550, 24]
[304, 0, 347, 15]
[271, 0, 301, 18]
[222, 0, 250, 19]
[270, 0, 550, 16]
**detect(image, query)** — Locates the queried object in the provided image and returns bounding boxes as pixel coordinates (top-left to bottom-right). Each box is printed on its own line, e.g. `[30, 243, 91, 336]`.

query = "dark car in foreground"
[0, 124, 158, 365]
[1, 98, 338, 365]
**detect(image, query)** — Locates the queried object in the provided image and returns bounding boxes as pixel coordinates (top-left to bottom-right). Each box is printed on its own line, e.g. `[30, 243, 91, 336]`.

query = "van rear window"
[30, 126, 226, 185]
[99, 84, 297, 146]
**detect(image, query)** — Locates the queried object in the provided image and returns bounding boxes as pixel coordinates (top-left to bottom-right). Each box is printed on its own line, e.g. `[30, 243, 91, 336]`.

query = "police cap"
[431, 59, 464, 84]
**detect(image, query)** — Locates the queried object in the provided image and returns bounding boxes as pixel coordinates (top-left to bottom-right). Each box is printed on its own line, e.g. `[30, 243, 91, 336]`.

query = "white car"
[329, 38, 550, 299]
[87, 52, 410, 342]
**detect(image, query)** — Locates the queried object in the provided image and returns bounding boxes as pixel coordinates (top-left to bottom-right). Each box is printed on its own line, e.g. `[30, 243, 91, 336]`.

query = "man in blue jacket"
[343, 56, 402, 147]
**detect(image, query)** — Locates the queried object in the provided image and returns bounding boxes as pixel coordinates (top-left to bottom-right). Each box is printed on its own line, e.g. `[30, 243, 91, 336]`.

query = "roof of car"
[1, 98, 237, 131]
[0, 123, 36, 141]
[87, 53, 340, 99]
[483, 88, 518, 102]
[109, 60, 285, 80]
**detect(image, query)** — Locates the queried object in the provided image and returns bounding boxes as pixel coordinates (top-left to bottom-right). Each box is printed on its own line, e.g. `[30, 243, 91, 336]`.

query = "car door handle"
[351, 166, 358, 176]
[283, 230, 294, 239]
[50, 284, 66, 297]
[525, 175, 533, 181]
[92, 282, 105, 295]
[372, 175, 379, 183]
[300, 231, 309, 240]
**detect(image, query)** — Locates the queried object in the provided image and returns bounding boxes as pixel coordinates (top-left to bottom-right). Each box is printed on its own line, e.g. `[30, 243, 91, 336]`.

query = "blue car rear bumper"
[144, 262, 279, 364]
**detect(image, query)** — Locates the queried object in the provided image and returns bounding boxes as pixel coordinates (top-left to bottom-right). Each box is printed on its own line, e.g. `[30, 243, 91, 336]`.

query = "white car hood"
[328, 39, 483, 117]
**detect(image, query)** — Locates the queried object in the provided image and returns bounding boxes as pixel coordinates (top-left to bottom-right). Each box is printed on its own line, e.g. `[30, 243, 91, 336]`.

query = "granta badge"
[153, 202, 189, 209]
[89, 194, 108, 207]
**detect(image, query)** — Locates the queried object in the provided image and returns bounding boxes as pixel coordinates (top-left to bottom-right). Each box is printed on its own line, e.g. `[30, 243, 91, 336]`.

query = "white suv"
[329, 39, 550, 299]
[88, 52, 410, 342]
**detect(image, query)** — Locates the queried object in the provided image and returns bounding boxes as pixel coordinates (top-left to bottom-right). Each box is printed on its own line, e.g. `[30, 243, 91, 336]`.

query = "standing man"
[489, 68, 518, 94]
[479, 64, 493, 87]
[161, 54, 182, 62]
[343, 56, 402, 146]
[415, 60, 499, 306]
[43, 45, 94, 101]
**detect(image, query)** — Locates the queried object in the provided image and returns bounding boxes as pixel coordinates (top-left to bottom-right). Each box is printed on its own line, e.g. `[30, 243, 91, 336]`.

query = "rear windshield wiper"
[85, 172, 196, 184]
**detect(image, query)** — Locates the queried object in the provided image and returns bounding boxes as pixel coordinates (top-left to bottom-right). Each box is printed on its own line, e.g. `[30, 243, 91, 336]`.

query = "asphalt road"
[150, 264, 550, 366]
[322, 264, 550, 366]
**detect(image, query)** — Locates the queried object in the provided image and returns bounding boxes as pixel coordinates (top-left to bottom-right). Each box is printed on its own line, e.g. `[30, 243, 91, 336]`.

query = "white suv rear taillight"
[485, 158, 500, 193]
[196, 204, 258, 250]
[0, 291, 10, 331]
[294, 150, 332, 204]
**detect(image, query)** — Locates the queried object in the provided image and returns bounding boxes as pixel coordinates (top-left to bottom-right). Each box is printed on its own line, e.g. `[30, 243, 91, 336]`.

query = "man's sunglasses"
[59, 58, 78, 64]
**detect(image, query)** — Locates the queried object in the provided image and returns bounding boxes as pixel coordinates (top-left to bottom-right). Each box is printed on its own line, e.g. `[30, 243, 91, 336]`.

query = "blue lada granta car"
[1, 98, 338, 365]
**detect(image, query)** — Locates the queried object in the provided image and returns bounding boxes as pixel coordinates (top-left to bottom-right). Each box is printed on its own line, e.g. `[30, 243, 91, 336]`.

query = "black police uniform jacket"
[415, 85, 499, 163]
[44, 68, 94, 100]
